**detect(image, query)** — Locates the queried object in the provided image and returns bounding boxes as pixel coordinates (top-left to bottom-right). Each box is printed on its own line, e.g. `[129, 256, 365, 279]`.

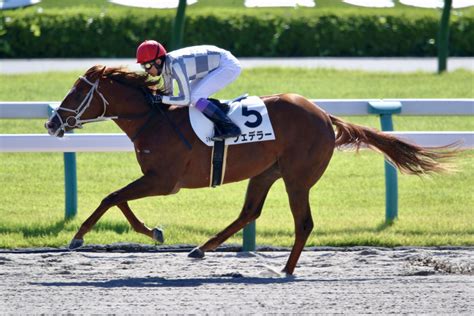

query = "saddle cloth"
[189, 96, 276, 146]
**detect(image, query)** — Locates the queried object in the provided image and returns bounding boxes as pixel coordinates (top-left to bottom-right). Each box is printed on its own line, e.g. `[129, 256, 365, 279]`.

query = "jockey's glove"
[144, 91, 163, 107]
[151, 94, 162, 104]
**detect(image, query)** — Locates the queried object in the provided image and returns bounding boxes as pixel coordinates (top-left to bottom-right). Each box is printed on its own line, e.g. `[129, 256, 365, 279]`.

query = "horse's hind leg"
[279, 151, 333, 274]
[189, 165, 280, 258]
[282, 186, 313, 275]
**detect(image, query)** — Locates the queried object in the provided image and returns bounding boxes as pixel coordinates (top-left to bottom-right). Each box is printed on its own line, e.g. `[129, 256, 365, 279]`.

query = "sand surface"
[0, 246, 472, 314]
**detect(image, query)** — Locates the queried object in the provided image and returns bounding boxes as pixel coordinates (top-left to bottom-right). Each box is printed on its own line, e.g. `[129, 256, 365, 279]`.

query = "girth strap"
[210, 140, 228, 187]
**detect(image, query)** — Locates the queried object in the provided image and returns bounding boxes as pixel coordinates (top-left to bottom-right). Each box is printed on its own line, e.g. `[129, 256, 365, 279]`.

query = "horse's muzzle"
[44, 118, 65, 138]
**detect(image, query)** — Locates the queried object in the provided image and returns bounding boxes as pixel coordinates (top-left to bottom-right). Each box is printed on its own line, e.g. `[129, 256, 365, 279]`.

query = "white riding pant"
[189, 51, 241, 106]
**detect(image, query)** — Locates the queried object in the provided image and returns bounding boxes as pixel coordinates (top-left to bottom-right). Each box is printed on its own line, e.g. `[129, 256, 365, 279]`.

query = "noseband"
[49, 76, 117, 136]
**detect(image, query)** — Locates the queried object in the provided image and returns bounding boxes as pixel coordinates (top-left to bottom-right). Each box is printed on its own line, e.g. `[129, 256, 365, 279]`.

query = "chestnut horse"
[45, 65, 452, 275]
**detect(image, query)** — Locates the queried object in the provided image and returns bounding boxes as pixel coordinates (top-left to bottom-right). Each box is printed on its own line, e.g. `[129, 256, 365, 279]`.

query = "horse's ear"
[85, 65, 107, 80]
[99, 66, 107, 78]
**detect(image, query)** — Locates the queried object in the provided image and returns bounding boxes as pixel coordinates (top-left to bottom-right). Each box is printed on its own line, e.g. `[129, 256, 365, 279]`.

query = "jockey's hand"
[151, 94, 162, 105]
[144, 91, 162, 107]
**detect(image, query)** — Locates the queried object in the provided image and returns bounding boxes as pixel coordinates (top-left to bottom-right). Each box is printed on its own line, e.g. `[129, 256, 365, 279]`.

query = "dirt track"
[0, 246, 472, 314]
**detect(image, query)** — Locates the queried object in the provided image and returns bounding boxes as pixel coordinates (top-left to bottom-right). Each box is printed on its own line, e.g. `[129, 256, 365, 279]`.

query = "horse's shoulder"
[166, 105, 193, 130]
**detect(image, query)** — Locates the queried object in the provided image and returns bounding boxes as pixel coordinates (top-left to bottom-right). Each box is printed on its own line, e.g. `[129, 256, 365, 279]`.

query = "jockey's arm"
[161, 60, 191, 107]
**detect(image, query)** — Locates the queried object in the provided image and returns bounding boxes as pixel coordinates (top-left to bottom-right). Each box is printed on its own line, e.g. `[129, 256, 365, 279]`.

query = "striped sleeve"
[161, 59, 191, 106]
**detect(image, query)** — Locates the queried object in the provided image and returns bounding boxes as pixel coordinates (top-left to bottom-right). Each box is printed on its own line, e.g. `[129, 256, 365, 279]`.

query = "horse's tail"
[328, 114, 458, 175]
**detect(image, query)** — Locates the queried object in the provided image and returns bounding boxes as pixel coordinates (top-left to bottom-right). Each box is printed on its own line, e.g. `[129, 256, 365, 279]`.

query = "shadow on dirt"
[30, 275, 396, 288]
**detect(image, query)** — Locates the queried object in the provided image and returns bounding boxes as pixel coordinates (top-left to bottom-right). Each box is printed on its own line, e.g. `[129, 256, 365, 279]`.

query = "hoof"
[69, 238, 84, 250]
[188, 247, 205, 259]
[152, 228, 164, 244]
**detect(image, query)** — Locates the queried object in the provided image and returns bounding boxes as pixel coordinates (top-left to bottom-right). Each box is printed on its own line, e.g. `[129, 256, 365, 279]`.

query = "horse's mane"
[86, 65, 165, 93]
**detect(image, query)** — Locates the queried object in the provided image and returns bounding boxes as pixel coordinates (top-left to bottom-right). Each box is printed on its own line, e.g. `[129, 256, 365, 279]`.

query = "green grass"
[2, 67, 473, 100]
[0, 68, 473, 248]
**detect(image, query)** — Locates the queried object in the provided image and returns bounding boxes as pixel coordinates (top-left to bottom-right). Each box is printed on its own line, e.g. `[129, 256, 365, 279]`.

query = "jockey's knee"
[232, 63, 242, 77]
[191, 96, 208, 107]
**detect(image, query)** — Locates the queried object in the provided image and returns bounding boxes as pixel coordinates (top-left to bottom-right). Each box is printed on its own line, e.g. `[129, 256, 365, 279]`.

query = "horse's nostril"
[45, 120, 61, 136]
[45, 121, 55, 129]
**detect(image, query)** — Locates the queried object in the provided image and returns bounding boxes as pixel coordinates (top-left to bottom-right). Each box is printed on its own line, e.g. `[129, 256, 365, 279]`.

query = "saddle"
[189, 95, 275, 147]
[207, 93, 248, 114]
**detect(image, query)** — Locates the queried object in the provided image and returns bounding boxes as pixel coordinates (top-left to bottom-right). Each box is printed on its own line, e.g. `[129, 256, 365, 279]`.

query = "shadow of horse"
[0, 219, 70, 238]
[31, 276, 301, 288]
[30, 276, 394, 288]
[0, 220, 131, 238]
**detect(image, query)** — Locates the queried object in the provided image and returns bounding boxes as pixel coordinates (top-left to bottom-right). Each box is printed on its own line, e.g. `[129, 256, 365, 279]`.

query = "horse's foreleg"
[282, 187, 313, 275]
[117, 202, 164, 243]
[70, 174, 160, 248]
[116, 202, 163, 243]
[189, 166, 280, 258]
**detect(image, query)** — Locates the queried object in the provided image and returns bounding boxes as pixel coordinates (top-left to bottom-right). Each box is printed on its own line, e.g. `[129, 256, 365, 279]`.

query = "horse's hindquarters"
[263, 94, 336, 187]
[224, 94, 336, 187]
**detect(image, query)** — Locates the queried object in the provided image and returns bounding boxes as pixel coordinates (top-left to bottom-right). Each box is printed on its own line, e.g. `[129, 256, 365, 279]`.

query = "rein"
[128, 108, 156, 142]
[153, 102, 193, 150]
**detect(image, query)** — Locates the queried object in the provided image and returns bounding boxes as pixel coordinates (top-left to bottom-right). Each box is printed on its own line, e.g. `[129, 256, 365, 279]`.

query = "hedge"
[0, 8, 473, 58]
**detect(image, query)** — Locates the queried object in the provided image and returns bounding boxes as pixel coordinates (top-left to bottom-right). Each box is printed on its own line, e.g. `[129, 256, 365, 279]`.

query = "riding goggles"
[141, 61, 158, 70]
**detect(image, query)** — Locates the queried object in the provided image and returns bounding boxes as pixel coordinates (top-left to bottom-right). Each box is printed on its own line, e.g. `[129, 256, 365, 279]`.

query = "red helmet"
[136, 40, 167, 63]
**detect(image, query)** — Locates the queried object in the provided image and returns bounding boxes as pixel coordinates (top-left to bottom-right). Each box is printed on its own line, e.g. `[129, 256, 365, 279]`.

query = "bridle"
[48, 74, 192, 149]
[48, 76, 117, 137]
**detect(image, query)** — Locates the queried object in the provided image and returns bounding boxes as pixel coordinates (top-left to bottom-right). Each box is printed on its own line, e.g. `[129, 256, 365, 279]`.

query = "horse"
[45, 65, 455, 275]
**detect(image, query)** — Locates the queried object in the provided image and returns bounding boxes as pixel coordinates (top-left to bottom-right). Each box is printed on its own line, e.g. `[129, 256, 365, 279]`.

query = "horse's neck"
[114, 116, 146, 140]
[145, 106, 192, 145]
[101, 81, 192, 144]
[114, 102, 191, 145]
[102, 83, 154, 140]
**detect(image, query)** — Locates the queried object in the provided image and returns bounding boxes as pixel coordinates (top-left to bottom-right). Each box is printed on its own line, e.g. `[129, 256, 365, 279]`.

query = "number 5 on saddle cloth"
[189, 95, 276, 187]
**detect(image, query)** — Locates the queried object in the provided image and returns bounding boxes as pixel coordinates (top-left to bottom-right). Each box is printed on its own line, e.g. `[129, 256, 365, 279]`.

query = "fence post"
[368, 101, 402, 222]
[242, 221, 256, 251]
[438, 0, 452, 73]
[48, 105, 78, 219]
[63, 151, 78, 219]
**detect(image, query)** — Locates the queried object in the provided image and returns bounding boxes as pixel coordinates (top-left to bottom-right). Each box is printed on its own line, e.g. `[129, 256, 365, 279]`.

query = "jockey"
[136, 40, 242, 141]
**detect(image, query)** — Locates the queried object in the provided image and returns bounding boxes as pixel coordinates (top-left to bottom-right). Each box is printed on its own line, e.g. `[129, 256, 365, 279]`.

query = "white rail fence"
[1, 100, 473, 152]
[1, 131, 473, 153]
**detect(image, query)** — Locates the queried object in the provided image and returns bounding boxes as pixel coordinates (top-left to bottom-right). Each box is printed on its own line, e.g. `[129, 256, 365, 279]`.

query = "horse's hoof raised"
[152, 228, 164, 244]
[69, 238, 84, 250]
[188, 247, 205, 259]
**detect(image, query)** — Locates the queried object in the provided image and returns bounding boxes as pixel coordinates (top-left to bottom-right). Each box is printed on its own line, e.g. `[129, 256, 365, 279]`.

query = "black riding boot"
[197, 99, 241, 141]
[208, 109, 241, 141]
